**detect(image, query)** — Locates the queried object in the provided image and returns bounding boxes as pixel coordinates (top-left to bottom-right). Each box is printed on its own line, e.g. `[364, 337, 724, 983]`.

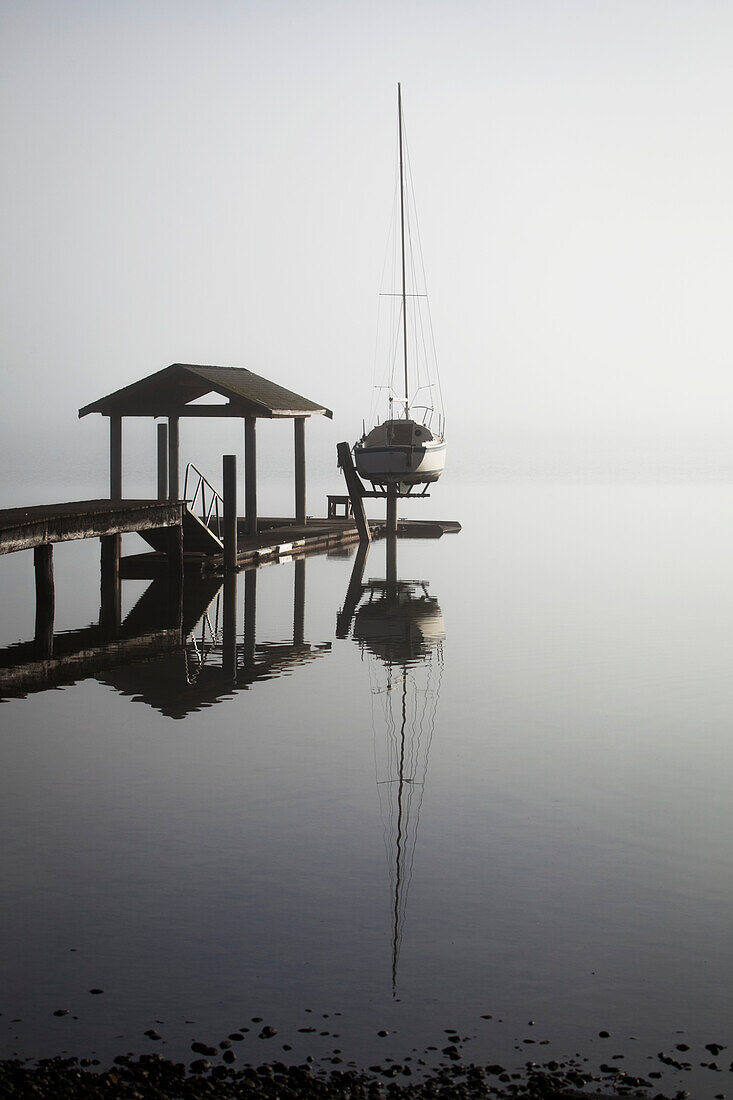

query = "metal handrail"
[184, 593, 223, 684]
[183, 462, 223, 540]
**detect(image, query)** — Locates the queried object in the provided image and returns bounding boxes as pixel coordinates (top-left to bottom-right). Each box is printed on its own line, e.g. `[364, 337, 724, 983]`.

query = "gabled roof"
[79, 364, 333, 419]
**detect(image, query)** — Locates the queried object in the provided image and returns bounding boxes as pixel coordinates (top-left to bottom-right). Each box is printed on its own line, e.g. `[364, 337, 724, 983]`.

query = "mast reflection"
[338, 541, 444, 996]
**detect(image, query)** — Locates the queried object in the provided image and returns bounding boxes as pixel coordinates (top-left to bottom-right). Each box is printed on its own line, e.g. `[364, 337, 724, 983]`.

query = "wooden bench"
[327, 494, 353, 518]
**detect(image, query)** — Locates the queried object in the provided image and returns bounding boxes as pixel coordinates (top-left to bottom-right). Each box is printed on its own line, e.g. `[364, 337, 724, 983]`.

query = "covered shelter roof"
[79, 363, 333, 419]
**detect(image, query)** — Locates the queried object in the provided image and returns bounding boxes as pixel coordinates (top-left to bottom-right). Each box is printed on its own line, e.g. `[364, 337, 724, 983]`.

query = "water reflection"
[0, 570, 191, 699]
[338, 543, 444, 995]
[0, 560, 330, 713]
[100, 564, 330, 718]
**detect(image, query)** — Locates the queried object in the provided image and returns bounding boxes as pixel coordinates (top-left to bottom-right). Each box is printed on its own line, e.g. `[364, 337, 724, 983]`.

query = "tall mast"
[398, 83, 409, 416]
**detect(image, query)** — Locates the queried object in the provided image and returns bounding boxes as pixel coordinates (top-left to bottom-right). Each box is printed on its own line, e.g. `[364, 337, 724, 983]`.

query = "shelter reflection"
[100, 561, 330, 718]
[337, 542, 444, 996]
[0, 559, 329, 712]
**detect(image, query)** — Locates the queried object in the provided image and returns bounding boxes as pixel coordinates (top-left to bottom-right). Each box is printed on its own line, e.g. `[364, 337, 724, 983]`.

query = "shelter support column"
[168, 416, 180, 500]
[157, 423, 169, 501]
[34, 544, 54, 659]
[294, 417, 306, 525]
[244, 416, 258, 537]
[110, 415, 122, 500]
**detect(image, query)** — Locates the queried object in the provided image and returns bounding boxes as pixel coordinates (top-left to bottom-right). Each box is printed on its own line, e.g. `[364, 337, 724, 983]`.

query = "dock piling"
[223, 454, 238, 572]
[33, 544, 54, 658]
[293, 558, 305, 646]
[243, 568, 257, 667]
[100, 533, 121, 632]
[223, 571, 238, 682]
[167, 520, 184, 628]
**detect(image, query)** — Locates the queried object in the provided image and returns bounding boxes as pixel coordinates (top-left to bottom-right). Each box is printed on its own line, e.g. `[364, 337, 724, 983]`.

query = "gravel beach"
[0, 1050, 685, 1099]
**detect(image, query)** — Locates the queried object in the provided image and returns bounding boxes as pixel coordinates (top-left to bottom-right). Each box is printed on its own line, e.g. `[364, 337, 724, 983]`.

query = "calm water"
[1, 482, 731, 1096]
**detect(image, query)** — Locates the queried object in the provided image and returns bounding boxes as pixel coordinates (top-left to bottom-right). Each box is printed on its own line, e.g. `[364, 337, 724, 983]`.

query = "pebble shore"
[0, 1052, 683, 1099]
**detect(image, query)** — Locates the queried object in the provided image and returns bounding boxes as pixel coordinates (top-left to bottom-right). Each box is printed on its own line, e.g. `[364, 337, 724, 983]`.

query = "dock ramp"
[139, 506, 223, 555]
[140, 464, 224, 556]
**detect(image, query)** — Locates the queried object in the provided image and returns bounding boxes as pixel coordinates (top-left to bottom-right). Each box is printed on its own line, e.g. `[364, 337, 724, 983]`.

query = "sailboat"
[354, 84, 447, 493]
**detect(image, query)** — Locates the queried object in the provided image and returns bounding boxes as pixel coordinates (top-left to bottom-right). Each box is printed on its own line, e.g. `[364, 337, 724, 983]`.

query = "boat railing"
[183, 462, 224, 540]
[409, 406, 435, 429]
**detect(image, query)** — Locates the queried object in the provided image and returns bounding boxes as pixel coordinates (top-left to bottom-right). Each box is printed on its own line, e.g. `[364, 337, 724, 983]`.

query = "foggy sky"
[2, 0, 733, 500]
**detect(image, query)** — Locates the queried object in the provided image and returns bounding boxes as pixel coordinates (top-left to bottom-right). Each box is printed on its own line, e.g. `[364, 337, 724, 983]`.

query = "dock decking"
[0, 499, 183, 555]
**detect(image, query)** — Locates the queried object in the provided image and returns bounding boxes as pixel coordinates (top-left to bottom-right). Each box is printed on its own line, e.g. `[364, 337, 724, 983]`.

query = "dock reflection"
[100, 562, 330, 718]
[337, 541, 444, 996]
[0, 559, 330, 712]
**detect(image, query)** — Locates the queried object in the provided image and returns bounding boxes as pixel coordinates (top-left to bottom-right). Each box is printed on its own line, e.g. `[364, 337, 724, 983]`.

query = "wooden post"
[386, 484, 398, 540]
[167, 518, 184, 631]
[168, 416, 180, 500]
[244, 416, 258, 537]
[33, 544, 54, 659]
[386, 485, 398, 598]
[110, 415, 122, 500]
[386, 530, 397, 599]
[223, 454, 238, 571]
[157, 423, 169, 501]
[294, 417, 306, 526]
[223, 571, 238, 682]
[243, 567, 257, 668]
[336, 442, 371, 544]
[293, 557, 305, 646]
[100, 533, 121, 633]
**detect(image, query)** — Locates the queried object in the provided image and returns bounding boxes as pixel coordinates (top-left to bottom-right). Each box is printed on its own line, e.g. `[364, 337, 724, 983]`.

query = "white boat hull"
[355, 438, 446, 487]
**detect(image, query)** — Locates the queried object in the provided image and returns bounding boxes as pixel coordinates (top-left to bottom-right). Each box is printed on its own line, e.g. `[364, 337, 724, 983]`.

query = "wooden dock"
[0, 499, 185, 656]
[0, 499, 183, 555]
[0, 496, 460, 657]
[122, 514, 462, 576]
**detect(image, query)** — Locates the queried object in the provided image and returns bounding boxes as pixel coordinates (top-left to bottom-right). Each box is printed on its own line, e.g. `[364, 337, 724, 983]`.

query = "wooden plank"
[336, 542, 369, 638]
[336, 442, 371, 544]
[0, 500, 182, 555]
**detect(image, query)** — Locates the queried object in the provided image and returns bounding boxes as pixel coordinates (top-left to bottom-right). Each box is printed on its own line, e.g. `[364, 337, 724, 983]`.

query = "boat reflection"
[338, 542, 444, 996]
[0, 560, 330, 713]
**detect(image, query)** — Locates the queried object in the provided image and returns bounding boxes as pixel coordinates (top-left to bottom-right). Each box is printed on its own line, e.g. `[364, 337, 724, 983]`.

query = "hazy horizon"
[3, 0, 733, 503]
